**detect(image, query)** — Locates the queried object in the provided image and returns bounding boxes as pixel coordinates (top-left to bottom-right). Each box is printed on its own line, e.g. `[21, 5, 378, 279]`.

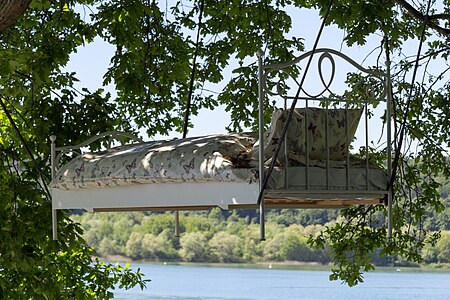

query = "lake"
[113, 263, 450, 300]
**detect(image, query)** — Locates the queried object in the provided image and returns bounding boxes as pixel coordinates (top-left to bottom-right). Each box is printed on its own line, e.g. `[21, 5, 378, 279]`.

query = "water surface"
[114, 264, 450, 300]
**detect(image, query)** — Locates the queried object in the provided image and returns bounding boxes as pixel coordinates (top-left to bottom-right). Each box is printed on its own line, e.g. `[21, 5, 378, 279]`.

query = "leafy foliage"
[1, 0, 450, 292]
[0, 1, 148, 298]
[303, 0, 450, 286]
[0, 156, 149, 299]
[92, 0, 305, 134]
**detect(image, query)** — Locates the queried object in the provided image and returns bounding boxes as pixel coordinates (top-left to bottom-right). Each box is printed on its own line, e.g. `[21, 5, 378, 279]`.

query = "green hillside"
[70, 178, 450, 266]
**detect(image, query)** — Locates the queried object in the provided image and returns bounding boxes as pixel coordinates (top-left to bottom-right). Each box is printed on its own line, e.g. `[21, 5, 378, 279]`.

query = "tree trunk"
[0, 0, 32, 33]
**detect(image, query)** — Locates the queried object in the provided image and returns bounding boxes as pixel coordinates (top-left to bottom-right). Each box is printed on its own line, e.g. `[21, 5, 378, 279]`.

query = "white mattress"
[51, 133, 258, 190]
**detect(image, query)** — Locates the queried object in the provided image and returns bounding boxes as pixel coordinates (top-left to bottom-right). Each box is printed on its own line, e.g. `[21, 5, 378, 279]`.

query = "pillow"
[253, 108, 362, 163]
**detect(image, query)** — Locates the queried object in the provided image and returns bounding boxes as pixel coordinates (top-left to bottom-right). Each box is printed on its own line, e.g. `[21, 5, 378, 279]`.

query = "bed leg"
[387, 192, 392, 239]
[260, 201, 265, 241]
[52, 209, 58, 240]
[175, 211, 180, 238]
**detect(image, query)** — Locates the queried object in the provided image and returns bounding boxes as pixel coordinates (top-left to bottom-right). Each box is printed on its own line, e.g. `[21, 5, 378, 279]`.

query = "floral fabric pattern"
[51, 108, 366, 191]
[52, 133, 258, 190]
[252, 108, 362, 165]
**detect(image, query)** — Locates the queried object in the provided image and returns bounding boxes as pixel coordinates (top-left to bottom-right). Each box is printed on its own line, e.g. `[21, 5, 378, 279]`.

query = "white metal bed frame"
[255, 48, 393, 239]
[50, 48, 393, 240]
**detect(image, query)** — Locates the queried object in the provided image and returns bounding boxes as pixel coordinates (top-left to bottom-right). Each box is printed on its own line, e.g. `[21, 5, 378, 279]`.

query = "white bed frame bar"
[50, 48, 393, 240]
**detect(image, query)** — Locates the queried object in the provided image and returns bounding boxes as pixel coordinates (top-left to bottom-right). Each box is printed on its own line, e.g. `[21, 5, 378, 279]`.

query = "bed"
[50, 48, 393, 240]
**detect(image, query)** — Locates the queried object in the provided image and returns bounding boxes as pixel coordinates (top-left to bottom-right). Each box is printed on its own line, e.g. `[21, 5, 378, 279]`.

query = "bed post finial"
[257, 49, 264, 58]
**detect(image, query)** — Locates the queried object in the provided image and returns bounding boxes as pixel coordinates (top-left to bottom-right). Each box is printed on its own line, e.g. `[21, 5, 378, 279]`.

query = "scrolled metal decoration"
[317, 51, 336, 97]
[261, 48, 387, 103]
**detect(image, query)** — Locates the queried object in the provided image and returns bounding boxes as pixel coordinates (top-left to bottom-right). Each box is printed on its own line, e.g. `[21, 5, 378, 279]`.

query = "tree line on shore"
[71, 182, 450, 267]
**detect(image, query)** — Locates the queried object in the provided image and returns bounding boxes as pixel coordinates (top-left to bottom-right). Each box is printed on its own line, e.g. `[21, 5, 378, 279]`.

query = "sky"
[63, 5, 422, 151]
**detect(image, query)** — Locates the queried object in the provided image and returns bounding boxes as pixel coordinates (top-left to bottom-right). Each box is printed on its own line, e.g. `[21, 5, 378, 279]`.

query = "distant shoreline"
[96, 255, 450, 273]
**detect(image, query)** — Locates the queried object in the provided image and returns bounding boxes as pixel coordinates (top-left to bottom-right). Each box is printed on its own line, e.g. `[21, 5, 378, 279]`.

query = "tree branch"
[428, 13, 450, 22]
[0, 96, 52, 201]
[0, 0, 32, 33]
[396, 0, 450, 36]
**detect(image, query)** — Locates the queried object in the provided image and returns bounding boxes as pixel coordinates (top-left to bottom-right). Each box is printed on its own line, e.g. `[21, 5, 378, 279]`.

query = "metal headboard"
[257, 48, 393, 239]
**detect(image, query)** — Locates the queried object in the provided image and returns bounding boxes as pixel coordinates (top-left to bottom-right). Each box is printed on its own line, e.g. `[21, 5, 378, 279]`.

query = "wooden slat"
[91, 197, 383, 212]
[92, 205, 215, 212]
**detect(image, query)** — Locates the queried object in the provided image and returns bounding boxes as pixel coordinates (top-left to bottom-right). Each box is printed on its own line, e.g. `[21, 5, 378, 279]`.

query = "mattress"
[51, 132, 387, 196]
[51, 133, 259, 190]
